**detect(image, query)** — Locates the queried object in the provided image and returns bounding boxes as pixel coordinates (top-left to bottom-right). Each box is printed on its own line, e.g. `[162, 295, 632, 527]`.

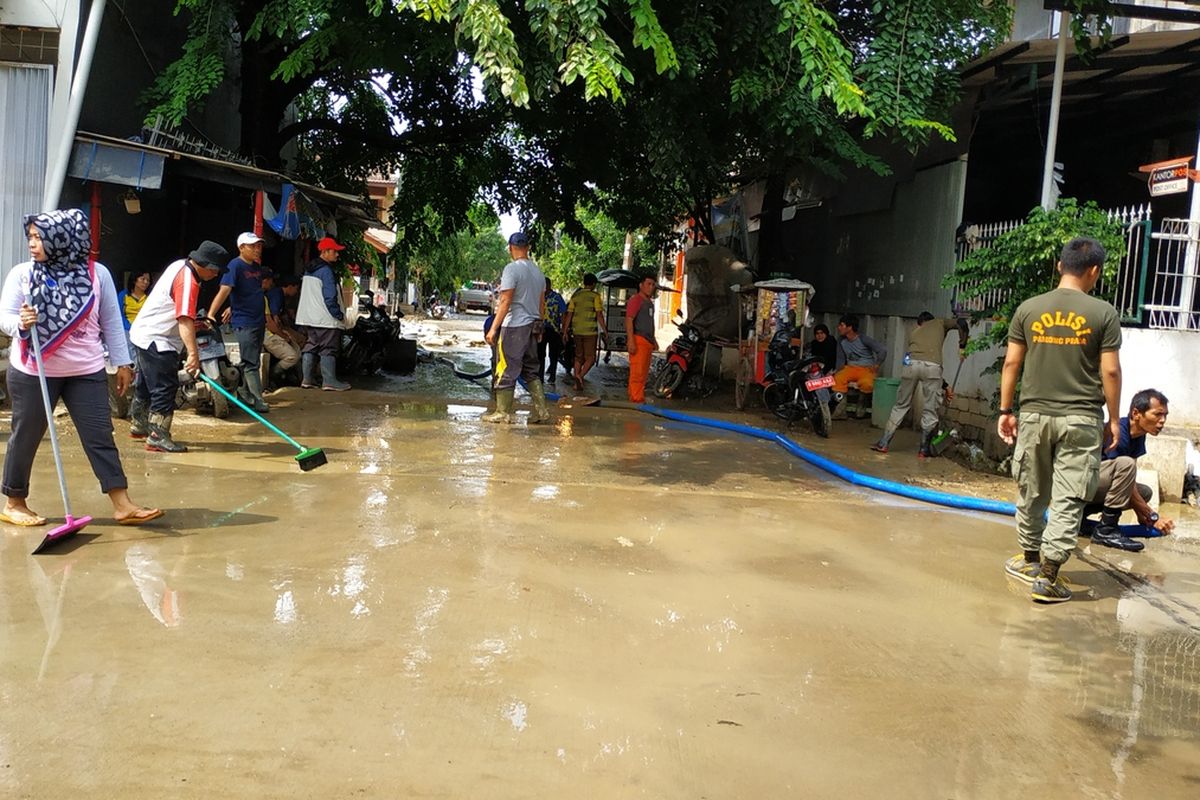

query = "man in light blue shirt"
[484, 232, 550, 424]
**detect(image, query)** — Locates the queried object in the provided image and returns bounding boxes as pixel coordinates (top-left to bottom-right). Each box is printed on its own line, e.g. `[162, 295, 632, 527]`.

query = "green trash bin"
[870, 377, 901, 429]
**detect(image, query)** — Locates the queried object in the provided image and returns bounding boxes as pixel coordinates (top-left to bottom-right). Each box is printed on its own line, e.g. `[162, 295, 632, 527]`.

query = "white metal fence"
[1143, 218, 1200, 331]
[954, 204, 1152, 321]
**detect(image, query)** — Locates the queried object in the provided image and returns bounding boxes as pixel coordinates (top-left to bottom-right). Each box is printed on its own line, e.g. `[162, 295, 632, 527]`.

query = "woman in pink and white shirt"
[0, 209, 160, 527]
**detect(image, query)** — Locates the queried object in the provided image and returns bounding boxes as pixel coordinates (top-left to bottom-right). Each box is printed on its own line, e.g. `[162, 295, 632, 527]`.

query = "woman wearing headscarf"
[0, 209, 161, 527]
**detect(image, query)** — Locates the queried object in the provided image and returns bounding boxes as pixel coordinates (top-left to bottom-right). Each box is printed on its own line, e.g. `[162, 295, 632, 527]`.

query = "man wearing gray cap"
[129, 240, 228, 453]
[483, 231, 550, 424]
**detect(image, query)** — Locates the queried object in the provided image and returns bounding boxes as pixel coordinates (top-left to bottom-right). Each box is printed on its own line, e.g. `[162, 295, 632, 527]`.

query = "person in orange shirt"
[625, 275, 658, 403]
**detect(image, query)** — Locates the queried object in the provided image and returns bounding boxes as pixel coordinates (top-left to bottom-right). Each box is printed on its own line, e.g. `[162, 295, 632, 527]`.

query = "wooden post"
[254, 190, 264, 236]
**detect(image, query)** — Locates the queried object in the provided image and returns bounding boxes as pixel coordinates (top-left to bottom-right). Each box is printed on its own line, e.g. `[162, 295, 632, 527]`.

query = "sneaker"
[300, 381, 318, 389]
[1004, 555, 1041, 584]
[1031, 576, 1072, 603]
[321, 383, 351, 392]
[1091, 526, 1145, 552]
[869, 442, 888, 453]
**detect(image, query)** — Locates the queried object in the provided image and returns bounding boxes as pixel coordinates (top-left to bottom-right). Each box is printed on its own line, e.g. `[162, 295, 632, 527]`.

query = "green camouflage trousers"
[1012, 412, 1102, 564]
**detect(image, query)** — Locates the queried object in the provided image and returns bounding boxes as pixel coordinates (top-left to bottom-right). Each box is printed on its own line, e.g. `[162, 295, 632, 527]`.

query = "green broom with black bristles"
[199, 374, 328, 471]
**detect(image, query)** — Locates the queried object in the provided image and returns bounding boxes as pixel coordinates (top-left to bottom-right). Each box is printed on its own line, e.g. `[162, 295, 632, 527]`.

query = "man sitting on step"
[831, 313, 887, 419]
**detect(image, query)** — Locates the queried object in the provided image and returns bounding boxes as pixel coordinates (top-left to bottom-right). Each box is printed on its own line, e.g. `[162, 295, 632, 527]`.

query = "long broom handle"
[197, 372, 305, 453]
[27, 323, 75, 518]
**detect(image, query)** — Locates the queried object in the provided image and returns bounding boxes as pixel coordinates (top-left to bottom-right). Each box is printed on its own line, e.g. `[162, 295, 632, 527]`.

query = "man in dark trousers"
[129, 240, 228, 452]
[484, 232, 549, 424]
[207, 232, 270, 412]
[999, 237, 1123, 604]
[295, 236, 350, 391]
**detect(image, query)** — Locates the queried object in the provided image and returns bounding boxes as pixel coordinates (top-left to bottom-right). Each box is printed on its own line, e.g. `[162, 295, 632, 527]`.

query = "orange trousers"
[628, 335, 654, 402]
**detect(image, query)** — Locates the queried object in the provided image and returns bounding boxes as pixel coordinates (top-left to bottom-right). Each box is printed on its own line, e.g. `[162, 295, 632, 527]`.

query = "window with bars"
[0, 26, 59, 66]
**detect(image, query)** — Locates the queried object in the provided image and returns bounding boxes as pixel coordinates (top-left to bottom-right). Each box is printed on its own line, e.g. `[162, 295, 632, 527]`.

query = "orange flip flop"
[0, 510, 47, 527]
[115, 508, 164, 526]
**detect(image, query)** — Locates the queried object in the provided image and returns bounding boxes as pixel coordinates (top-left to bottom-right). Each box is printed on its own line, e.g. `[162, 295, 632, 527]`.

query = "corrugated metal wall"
[799, 161, 967, 318]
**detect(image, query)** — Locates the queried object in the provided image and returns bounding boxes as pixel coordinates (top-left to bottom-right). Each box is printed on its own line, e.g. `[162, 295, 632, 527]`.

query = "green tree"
[538, 205, 656, 290]
[146, 0, 1046, 271]
[942, 198, 1128, 376]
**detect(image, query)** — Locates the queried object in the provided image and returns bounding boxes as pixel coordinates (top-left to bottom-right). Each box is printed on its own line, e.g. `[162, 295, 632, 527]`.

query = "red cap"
[317, 236, 345, 251]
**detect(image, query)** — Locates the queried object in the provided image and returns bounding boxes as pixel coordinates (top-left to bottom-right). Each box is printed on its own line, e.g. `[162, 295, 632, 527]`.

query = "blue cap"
[508, 231, 529, 247]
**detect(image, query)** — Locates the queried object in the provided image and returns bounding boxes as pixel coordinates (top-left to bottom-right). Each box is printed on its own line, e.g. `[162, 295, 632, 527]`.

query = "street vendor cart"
[733, 278, 817, 411]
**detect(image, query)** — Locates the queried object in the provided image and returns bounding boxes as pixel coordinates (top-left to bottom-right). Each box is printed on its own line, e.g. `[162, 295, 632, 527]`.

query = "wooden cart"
[733, 279, 815, 410]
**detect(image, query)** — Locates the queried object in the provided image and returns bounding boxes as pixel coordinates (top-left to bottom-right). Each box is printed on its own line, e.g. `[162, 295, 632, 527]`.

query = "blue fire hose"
[537, 383, 1018, 517]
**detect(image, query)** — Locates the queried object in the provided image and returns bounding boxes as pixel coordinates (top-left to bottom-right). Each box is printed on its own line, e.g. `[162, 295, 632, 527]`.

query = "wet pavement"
[2, 326, 1200, 797]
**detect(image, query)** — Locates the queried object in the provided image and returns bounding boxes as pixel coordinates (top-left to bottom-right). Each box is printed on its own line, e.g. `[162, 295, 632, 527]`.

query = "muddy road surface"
[2, 376, 1199, 798]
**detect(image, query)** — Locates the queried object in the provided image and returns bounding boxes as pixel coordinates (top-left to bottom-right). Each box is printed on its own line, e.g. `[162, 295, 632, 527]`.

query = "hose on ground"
[541, 387, 1018, 518]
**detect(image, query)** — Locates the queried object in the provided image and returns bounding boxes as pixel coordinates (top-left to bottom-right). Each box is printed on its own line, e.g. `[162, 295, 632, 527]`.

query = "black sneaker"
[1004, 555, 1041, 584]
[1091, 526, 1145, 552]
[1031, 576, 1072, 603]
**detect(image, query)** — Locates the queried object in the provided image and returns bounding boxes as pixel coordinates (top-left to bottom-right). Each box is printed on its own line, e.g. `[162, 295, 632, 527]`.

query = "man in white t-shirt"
[483, 231, 549, 424]
[129, 240, 227, 452]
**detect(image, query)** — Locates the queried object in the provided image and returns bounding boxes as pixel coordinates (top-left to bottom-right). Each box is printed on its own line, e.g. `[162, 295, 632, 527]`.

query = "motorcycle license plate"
[805, 374, 835, 391]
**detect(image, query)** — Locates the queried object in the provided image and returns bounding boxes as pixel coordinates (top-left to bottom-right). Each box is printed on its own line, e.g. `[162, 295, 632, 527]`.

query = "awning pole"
[43, 0, 107, 211]
[1040, 11, 1069, 210]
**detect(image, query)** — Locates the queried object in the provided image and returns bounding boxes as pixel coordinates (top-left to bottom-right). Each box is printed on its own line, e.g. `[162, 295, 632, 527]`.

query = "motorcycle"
[427, 293, 450, 319]
[761, 330, 833, 437]
[177, 314, 241, 418]
[652, 317, 717, 399]
[339, 293, 408, 375]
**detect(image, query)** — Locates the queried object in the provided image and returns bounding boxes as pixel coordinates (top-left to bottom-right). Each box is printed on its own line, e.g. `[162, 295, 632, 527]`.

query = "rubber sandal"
[115, 508, 164, 526]
[0, 510, 47, 527]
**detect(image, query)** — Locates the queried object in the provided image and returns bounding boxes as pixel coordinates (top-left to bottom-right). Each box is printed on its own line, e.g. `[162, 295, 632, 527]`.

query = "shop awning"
[67, 131, 378, 227]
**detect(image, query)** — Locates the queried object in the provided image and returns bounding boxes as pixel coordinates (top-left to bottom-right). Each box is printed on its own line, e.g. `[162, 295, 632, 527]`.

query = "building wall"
[805, 161, 967, 319]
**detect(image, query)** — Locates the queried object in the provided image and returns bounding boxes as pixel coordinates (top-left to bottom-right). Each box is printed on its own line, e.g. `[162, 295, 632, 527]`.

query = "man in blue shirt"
[207, 232, 270, 412]
[1084, 388, 1175, 551]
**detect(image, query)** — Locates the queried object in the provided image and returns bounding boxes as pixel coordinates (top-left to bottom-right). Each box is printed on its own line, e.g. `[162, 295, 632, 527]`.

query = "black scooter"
[177, 314, 241, 418]
[652, 317, 716, 399]
[761, 330, 833, 437]
[339, 294, 409, 375]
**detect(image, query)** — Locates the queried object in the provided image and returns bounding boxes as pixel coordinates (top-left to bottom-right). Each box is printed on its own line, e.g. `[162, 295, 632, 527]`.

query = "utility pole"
[1039, 11, 1069, 210]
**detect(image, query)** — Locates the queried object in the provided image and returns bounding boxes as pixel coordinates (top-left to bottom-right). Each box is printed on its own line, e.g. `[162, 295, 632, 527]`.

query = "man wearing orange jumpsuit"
[626, 275, 658, 403]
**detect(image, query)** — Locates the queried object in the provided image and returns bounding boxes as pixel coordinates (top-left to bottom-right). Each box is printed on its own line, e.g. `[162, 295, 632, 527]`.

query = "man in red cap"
[295, 236, 350, 391]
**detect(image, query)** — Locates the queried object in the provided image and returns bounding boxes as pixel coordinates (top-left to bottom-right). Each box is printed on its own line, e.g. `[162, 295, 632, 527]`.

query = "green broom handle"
[198, 372, 305, 453]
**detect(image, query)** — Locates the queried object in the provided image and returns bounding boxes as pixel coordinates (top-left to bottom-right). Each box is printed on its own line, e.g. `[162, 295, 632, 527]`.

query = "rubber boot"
[319, 354, 351, 391]
[870, 428, 894, 453]
[831, 394, 848, 420]
[243, 369, 270, 413]
[145, 412, 187, 453]
[482, 388, 516, 424]
[528, 380, 552, 424]
[1091, 509, 1145, 552]
[918, 429, 936, 458]
[301, 352, 318, 388]
[129, 396, 150, 439]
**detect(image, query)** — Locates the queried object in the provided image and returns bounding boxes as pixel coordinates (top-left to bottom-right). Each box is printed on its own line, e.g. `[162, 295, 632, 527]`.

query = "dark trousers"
[233, 325, 265, 370]
[494, 324, 541, 390]
[537, 327, 564, 380]
[134, 343, 181, 415]
[3, 368, 128, 497]
[299, 326, 340, 357]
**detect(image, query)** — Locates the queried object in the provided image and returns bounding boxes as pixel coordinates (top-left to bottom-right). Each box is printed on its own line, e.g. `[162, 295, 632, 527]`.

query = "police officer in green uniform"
[998, 237, 1123, 604]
